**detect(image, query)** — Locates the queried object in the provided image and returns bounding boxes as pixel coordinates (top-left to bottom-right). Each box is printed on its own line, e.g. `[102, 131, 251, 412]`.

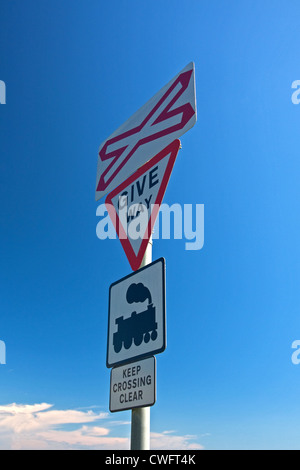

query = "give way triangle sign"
[105, 139, 180, 271]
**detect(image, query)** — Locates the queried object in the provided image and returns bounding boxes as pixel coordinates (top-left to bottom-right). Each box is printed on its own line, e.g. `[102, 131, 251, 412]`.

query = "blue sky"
[1, 0, 300, 450]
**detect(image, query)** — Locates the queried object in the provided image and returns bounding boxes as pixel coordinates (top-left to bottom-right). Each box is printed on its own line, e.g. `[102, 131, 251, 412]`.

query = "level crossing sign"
[109, 357, 156, 413]
[95, 62, 196, 201]
[106, 258, 166, 368]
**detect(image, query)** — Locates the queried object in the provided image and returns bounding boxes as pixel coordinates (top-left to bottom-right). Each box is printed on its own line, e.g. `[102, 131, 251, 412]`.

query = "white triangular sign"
[105, 140, 180, 270]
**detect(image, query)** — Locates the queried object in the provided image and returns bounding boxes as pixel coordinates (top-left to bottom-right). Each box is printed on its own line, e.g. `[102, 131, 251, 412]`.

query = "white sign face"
[95, 62, 196, 201]
[110, 356, 156, 413]
[105, 140, 180, 271]
[106, 258, 166, 368]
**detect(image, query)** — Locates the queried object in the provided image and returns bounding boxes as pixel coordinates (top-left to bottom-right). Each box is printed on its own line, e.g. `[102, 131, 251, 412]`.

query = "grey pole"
[130, 237, 152, 450]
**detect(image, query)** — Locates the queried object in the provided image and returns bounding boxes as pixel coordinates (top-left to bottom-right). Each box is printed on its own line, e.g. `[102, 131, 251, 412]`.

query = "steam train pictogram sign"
[107, 258, 166, 368]
[113, 283, 158, 353]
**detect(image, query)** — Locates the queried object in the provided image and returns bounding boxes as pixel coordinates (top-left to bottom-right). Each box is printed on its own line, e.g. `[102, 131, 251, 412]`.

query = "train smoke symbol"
[126, 283, 152, 305]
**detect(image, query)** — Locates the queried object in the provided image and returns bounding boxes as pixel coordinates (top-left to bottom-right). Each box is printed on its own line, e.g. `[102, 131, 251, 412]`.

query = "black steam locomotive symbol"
[113, 282, 157, 353]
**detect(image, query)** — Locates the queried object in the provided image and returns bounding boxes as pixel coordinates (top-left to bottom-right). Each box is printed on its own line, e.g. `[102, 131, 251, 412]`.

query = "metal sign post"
[131, 237, 152, 450]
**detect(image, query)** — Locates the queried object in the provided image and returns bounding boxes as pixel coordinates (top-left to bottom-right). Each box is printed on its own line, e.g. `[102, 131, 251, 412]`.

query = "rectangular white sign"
[110, 356, 156, 412]
[107, 258, 166, 368]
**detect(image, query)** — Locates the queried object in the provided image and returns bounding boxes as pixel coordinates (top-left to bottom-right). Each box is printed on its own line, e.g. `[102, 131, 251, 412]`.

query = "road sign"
[106, 258, 166, 368]
[105, 139, 180, 271]
[95, 62, 196, 201]
[110, 356, 156, 413]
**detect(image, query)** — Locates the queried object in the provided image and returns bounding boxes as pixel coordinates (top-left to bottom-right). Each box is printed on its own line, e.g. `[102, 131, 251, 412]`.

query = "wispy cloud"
[0, 403, 204, 450]
[0, 403, 123, 450]
[150, 431, 204, 450]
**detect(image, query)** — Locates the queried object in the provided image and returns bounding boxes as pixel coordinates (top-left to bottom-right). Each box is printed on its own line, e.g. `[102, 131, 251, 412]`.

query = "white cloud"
[0, 403, 124, 450]
[0, 403, 204, 450]
[150, 431, 204, 450]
